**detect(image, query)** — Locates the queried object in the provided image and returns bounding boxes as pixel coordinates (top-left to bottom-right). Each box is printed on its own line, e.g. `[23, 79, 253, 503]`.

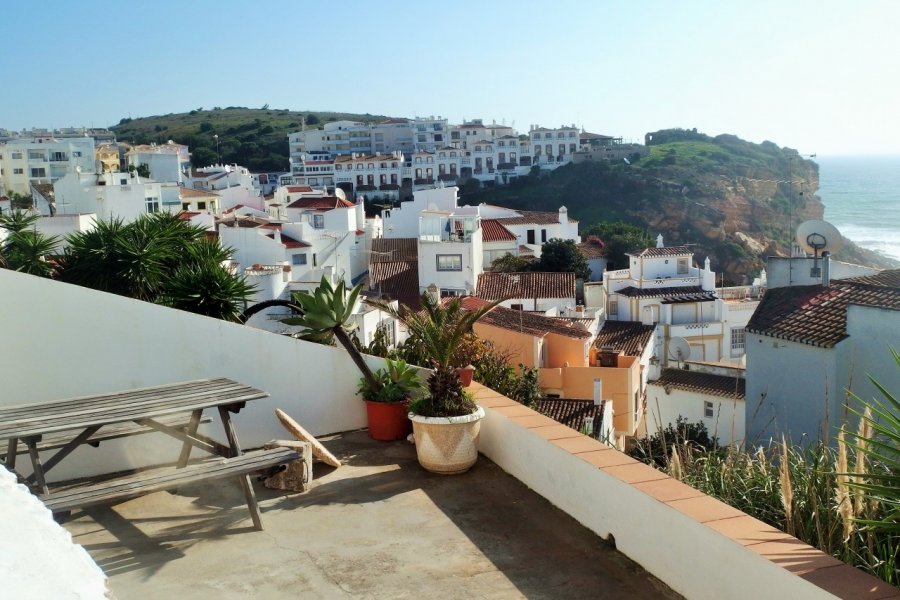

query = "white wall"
[765, 256, 878, 289]
[0, 270, 373, 482]
[646, 385, 746, 446]
[478, 405, 848, 600]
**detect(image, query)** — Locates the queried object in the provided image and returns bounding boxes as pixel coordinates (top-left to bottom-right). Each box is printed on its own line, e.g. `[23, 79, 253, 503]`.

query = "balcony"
[2, 269, 891, 600]
[438, 173, 456, 182]
[356, 184, 377, 191]
[379, 183, 399, 190]
[413, 177, 434, 185]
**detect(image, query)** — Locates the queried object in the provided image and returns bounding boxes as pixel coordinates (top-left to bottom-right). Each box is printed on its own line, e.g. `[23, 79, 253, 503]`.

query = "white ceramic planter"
[408, 406, 485, 475]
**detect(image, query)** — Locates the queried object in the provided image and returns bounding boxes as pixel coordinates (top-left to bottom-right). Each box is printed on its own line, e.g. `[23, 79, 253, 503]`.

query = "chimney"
[426, 283, 440, 305]
[822, 251, 831, 286]
[273, 229, 281, 244]
[558, 206, 567, 225]
[593, 378, 603, 407]
[656, 234, 664, 248]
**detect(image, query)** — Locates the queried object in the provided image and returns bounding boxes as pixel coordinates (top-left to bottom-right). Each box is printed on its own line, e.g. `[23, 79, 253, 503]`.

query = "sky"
[2, 0, 899, 156]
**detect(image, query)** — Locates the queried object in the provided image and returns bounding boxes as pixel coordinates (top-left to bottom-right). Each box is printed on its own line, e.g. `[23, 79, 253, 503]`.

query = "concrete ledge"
[471, 383, 897, 600]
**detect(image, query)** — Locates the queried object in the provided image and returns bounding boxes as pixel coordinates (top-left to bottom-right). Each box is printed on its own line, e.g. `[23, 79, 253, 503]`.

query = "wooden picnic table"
[0, 377, 298, 530]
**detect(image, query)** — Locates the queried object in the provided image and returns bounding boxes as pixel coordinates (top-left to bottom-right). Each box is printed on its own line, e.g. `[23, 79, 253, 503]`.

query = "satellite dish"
[796, 220, 843, 256]
[334, 188, 346, 201]
[667, 337, 691, 362]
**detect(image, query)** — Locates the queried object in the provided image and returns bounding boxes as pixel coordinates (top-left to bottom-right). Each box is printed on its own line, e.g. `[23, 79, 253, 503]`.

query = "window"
[731, 327, 746, 352]
[677, 258, 689, 274]
[436, 254, 462, 271]
[541, 229, 547, 243]
[73, 151, 82, 157]
[704, 401, 714, 419]
[526, 229, 535, 244]
[145, 197, 160, 213]
[292, 253, 307, 265]
[11, 152, 22, 159]
[609, 299, 618, 316]
[13, 168, 23, 175]
[510, 303, 524, 311]
[182, 202, 190, 211]
[197, 201, 207, 210]
[533, 133, 541, 140]
[30, 168, 46, 178]
[313, 214, 325, 229]
[28, 151, 45, 160]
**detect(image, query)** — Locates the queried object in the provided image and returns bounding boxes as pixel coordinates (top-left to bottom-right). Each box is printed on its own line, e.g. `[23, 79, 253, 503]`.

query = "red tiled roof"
[614, 286, 716, 303]
[286, 186, 313, 193]
[536, 398, 604, 435]
[593, 321, 656, 357]
[495, 210, 575, 225]
[627, 246, 693, 258]
[746, 270, 900, 348]
[369, 261, 421, 310]
[577, 236, 605, 259]
[652, 368, 745, 400]
[180, 188, 219, 198]
[476, 272, 575, 301]
[381, 118, 410, 125]
[370, 238, 418, 262]
[178, 211, 200, 220]
[286, 196, 354, 210]
[221, 204, 245, 214]
[265, 232, 310, 249]
[462, 298, 591, 339]
[481, 219, 517, 242]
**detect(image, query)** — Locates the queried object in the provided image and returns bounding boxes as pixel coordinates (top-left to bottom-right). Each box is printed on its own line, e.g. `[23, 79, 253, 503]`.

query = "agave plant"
[281, 276, 379, 390]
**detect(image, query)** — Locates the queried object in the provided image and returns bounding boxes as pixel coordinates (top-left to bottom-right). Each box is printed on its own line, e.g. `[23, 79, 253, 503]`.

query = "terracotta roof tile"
[370, 238, 418, 262]
[746, 270, 900, 348]
[286, 196, 354, 210]
[286, 185, 313, 193]
[614, 286, 716, 303]
[653, 368, 745, 400]
[477, 272, 575, 301]
[577, 236, 606, 259]
[265, 232, 310, 249]
[627, 246, 693, 258]
[495, 211, 576, 225]
[481, 219, 517, 242]
[180, 188, 219, 198]
[472, 302, 591, 339]
[593, 321, 656, 356]
[369, 261, 421, 309]
[536, 398, 604, 436]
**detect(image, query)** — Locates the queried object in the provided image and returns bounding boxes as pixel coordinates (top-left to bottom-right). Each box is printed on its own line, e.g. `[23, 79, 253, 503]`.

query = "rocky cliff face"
[466, 129, 894, 283]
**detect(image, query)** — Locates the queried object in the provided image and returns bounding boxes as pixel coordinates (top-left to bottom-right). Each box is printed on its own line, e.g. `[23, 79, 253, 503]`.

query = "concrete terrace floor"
[64, 430, 681, 599]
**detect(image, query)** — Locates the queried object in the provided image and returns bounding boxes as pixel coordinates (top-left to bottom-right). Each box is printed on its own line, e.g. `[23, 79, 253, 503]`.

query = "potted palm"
[357, 359, 423, 441]
[381, 293, 499, 474]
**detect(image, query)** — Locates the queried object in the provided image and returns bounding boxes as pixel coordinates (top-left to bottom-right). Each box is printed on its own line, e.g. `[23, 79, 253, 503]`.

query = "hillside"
[463, 129, 897, 283]
[110, 107, 393, 172]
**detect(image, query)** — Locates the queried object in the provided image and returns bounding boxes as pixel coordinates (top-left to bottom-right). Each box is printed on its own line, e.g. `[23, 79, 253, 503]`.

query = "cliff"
[463, 129, 896, 283]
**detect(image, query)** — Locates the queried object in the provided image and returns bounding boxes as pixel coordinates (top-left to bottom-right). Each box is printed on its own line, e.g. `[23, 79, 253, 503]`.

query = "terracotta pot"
[409, 406, 485, 474]
[365, 400, 411, 441]
[456, 365, 476, 387]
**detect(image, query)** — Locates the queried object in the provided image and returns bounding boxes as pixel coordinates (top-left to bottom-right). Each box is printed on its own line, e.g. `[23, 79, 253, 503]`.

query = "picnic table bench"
[0, 378, 301, 531]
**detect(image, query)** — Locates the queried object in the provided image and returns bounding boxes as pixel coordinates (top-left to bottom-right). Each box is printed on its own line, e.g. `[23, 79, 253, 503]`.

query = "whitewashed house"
[53, 171, 164, 222]
[125, 142, 191, 185]
[334, 152, 404, 202]
[185, 164, 265, 212]
[603, 236, 759, 366]
[529, 124, 579, 170]
[745, 267, 900, 445]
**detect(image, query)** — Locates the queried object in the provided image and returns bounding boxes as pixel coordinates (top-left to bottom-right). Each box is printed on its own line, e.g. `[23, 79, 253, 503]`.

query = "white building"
[186, 164, 265, 213]
[125, 142, 191, 184]
[289, 151, 335, 189]
[333, 152, 404, 202]
[745, 267, 900, 445]
[647, 365, 746, 446]
[0, 136, 96, 196]
[52, 171, 165, 222]
[529, 124, 579, 169]
[603, 236, 759, 366]
[411, 116, 449, 153]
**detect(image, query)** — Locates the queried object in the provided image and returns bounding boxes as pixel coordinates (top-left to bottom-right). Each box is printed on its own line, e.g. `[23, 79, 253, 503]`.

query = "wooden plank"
[136, 418, 220, 457]
[177, 410, 203, 467]
[275, 409, 342, 468]
[40, 448, 299, 512]
[0, 414, 213, 458]
[218, 406, 263, 531]
[0, 383, 268, 439]
[26, 425, 102, 484]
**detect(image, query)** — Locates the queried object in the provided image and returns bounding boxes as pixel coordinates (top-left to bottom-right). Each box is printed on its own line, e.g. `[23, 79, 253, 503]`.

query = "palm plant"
[0, 210, 59, 277]
[281, 276, 379, 390]
[376, 293, 500, 417]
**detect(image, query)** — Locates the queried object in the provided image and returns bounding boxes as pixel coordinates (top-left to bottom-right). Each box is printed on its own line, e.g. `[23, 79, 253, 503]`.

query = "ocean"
[816, 155, 900, 262]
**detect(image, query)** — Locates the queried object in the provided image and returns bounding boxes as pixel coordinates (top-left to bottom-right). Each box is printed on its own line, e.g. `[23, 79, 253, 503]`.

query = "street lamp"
[214, 134, 220, 165]
[787, 152, 816, 284]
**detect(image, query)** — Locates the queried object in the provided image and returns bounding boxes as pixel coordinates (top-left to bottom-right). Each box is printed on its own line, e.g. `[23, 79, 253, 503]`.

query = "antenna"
[667, 337, 691, 366]
[796, 220, 843, 277]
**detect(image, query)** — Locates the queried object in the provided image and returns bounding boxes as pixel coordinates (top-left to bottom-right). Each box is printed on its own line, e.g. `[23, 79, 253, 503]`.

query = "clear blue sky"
[3, 0, 898, 155]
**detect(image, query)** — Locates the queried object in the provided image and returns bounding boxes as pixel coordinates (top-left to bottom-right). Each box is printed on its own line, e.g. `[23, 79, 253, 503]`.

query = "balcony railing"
[413, 177, 434, 185]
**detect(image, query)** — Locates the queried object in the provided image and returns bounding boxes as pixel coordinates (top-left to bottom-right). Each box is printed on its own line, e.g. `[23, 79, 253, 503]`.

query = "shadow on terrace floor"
[66, 430, 680, 599]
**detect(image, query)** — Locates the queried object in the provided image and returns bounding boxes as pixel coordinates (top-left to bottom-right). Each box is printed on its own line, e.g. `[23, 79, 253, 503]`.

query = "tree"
[0, 210, 59, 277]
[535, 238, 590, 280]
[489, 253, 531, 273]
[584, 221, 653, 270]
[56, 213, 254, 320]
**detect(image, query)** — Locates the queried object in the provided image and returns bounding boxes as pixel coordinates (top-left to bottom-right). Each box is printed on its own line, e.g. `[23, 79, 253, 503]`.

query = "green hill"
[110, 107, 393, 172]
[463, 128, 896, 282]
